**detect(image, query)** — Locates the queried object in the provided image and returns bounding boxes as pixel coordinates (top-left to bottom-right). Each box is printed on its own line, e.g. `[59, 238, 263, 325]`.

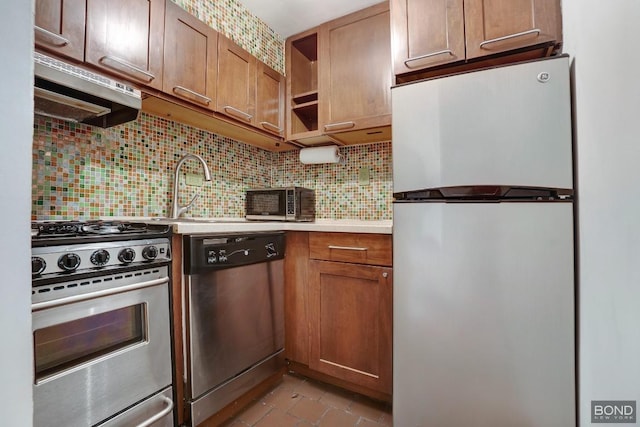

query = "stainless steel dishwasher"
[182, 232, 285, 426]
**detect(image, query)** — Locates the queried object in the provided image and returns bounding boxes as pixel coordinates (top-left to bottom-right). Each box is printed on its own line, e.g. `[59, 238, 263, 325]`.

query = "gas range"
[31, 220, 172, 285]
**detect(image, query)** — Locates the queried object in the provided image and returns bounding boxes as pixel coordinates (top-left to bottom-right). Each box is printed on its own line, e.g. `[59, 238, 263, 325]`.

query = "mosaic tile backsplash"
[172, 0, 284, 74]
[32, 114, 393, 221]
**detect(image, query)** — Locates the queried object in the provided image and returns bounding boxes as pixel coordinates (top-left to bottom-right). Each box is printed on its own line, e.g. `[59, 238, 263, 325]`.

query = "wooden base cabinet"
[309, 260, 392, 395]
[285, 232, 393, 400]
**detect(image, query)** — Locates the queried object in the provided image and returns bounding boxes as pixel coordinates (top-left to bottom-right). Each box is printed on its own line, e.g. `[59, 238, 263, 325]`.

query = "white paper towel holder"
[299, 145, 343, 165]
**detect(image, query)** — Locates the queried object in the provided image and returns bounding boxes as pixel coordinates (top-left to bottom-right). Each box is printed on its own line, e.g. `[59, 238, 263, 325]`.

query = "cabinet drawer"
[309, 233, 392, 266]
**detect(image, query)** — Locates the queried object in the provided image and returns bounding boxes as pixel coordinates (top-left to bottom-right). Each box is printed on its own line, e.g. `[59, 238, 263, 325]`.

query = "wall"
[33, 113, 272, 219]
[32, 113, 392, 220]
[273, 143, 392, 220]
[562, 0, 640, 424]
[0, 1, 33, 426]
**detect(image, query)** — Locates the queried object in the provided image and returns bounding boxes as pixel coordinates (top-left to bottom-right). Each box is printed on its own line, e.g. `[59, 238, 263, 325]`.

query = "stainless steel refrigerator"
[392, 56, 576, 427]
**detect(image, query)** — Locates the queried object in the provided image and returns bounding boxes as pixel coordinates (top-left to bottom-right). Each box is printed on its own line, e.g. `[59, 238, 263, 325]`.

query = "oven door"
[32, 274, 173, 427]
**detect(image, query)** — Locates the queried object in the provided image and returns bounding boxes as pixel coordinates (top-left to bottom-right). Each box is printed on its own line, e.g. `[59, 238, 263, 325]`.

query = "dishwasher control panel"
[183, 232, 285, 274]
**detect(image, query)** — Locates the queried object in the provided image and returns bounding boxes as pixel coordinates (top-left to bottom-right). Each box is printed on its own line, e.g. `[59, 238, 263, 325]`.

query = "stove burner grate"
[32, 220, 153, 238]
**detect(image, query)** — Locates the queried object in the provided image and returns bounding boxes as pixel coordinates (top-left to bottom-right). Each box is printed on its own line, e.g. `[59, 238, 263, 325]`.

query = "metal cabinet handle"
[99, 55, 155, 82]
[35, 26, 69, 46]
[173, 86, 211, 105]
[324, 121, 355, 132]
[224, 105, 253, 122]
[480, 29, 541, 48]
[404, 49, 453, 67]
[135, 396, 174, 427]
[382, 272, 388, 278]
[328, 245, 368, 251]
[260, 121, 283, 134]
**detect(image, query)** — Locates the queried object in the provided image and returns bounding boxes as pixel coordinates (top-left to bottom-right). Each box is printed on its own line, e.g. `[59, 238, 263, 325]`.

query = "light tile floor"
[222, 374, 392, 427]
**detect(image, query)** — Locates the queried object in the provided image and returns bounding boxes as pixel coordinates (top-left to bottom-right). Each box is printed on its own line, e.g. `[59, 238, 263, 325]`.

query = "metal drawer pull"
[224, 105, 253, 122]
[328, 245, 368, 251]
[324, 121, 355, 132]
[173, 86, 211, 105]
[260, 121, 283, 133]
[404, 49, 453, 67]
[35, 26, 69, 46]
[135, 396, 174, 427]
[99, 55, 156, 82]
[480, 28, 541, 48]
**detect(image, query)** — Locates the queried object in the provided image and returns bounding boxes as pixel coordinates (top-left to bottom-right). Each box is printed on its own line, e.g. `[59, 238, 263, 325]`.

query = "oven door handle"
[31, 277, 169, 311]
[135, 396, 174, 427]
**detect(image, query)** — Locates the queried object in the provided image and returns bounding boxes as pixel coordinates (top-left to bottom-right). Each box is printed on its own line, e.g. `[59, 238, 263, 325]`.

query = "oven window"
[34, 304, 147, 381]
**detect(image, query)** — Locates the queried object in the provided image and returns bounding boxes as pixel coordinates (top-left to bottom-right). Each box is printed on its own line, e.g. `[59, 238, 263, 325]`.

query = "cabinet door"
[464, 0, 561, 59]
[284, 232, 310, 365]
[85, 0, 164, 90]
[309, 260, 392, 394]
[256, 62, 285, 136]
[163, 1, 217, 110]
[216, 35, 257, 126]
[35, 0, 86, 62]
[391, 0, 464, 76]
[320, 3, 392, 134]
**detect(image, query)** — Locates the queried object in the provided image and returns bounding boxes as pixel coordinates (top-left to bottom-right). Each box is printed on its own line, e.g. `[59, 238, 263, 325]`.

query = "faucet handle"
[176, 192, 200, 218]
[185, 192, 200, 210]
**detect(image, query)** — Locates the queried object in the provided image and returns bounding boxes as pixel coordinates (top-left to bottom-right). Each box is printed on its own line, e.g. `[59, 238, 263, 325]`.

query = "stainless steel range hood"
[34, 52, 141, 128]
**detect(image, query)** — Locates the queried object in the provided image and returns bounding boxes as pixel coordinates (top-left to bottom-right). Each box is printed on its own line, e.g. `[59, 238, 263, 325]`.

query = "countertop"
[108, 217, 393, 235]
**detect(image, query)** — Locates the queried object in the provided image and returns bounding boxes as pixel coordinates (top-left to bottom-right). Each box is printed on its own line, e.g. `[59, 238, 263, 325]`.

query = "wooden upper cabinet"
[391, 0, 562, 78]
[35, 0, 86, 62]
[391, 0, 464, 75]
[286, 28, 322, 142]
[320, 2, 392, 135]
[464, 0, 562, 59]
[163, 1, 217, 110]
[216, 35, 257, 126]
[256, 62, 285, 136]
[85, 0, 164, 90]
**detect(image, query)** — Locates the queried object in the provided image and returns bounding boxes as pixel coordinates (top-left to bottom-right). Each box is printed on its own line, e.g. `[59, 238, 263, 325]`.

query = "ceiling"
[240, 0, 385, 38]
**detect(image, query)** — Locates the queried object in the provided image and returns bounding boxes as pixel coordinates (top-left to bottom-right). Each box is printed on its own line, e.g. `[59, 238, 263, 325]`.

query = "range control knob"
[58, 253, 81, 272]
[118, 248, 136, 264]
[142, 245, 159, 261]
[90, 249, 110, 266]
[31, 257, 46, 275]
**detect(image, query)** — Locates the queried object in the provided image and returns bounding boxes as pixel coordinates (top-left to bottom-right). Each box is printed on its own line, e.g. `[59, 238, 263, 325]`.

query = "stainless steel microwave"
[245, 187, 315, 222]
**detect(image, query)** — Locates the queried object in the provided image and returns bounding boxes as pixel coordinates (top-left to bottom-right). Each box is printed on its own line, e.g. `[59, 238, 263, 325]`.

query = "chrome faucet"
[171, 153, 212, 218]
